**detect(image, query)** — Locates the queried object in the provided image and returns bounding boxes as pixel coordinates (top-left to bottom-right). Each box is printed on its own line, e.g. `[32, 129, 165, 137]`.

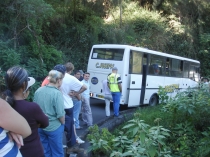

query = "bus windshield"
[91, 48, 124, 61]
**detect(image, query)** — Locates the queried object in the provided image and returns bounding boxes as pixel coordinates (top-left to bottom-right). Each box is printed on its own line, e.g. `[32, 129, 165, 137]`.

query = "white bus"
[87, 44, 200, 107]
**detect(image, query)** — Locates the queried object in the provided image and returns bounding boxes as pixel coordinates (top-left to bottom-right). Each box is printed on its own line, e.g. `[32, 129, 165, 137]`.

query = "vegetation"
[87, 86, 210, 156]
[1, 0, 210, 93]
[1, 1, 210, 155]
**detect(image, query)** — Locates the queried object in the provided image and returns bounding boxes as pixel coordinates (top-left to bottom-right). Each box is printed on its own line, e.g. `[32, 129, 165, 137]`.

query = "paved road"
[76, 98, 129, 135]
[76, 98, 113, 136]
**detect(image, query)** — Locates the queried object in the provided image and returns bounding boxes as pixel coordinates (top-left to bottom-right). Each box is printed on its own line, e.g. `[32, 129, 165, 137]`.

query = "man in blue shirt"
[81, 72, 93, 127]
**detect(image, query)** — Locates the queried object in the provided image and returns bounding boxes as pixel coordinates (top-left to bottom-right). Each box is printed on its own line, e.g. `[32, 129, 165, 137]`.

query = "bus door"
[128, 52, 148, 107]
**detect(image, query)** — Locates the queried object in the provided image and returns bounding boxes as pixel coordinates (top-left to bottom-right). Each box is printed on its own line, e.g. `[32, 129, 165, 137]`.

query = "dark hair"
[53, 64, 66, 75]
[201, 77, 209, 82]
[2, 66, 28, 106]
[74, 70, 81, 75]
[83, 72, 90, 76]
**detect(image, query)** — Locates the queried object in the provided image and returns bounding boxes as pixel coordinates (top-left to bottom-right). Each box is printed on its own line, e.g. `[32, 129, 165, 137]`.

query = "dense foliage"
[87, 86, 210, 156]
[0, 0, 210, 90]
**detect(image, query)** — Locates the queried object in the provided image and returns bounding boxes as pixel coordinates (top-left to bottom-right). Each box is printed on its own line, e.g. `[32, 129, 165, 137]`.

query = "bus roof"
[92, 44, 200, 64]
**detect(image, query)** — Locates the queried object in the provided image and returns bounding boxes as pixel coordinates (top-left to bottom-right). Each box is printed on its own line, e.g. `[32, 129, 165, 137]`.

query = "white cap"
[23, 77, 35, 93]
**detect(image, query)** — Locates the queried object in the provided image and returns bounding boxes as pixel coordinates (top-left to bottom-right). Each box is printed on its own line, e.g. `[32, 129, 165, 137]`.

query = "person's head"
[83, 72, 90, 81]
[201, 77, 209, 83]
[74, 70, 81, 79]
[65, 62, 74, 74]
[47, 70, 64, 88]
[2, 66, 35, 106]
[53, 64, 66, 75]
[153, 64, 160, 74]
[112, 67, 118, 73]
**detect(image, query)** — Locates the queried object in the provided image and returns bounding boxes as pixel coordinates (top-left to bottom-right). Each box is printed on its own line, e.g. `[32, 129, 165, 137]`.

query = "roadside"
[65, 107, 136, 157]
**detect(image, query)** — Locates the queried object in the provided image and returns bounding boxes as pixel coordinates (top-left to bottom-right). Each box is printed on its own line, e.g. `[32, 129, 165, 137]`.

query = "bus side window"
[189, 64, 200, 82]
[129, 50, 143, 74]
[149, 55, 164, 76]
[183, 61, 190, 78]
[169, 58, 182, 77]
[165, 58, 170, 76]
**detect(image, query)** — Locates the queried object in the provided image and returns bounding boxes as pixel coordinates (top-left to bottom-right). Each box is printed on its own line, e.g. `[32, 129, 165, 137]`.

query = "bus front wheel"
[149, 94, 158, 106]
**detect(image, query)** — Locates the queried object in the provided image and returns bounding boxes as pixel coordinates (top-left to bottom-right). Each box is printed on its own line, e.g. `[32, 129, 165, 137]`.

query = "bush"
[87, 114, 171, 157]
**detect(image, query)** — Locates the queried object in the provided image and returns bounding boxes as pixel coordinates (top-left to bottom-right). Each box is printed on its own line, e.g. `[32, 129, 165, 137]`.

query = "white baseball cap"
[23, 77, 35, 93]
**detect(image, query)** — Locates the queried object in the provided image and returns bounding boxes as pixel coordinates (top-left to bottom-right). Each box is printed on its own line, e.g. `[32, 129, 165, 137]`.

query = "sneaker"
[75, 126, 83, 130]
[76, 137, 85, 144]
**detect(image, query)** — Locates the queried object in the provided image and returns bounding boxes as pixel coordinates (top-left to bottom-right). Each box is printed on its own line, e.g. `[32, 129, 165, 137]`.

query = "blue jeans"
[38, 124, 64, 157]
[111, 92, 121, 116]
[73, 99, 82, 128]
[65, 108, 76, 147]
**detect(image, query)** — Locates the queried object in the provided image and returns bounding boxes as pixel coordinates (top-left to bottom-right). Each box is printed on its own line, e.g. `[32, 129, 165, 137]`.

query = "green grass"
[113, 105, 173, 136]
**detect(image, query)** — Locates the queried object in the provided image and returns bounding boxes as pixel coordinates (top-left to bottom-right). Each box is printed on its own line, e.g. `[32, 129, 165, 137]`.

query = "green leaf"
[122, 123, 135, 129]
[140, 132, 146, 143]
[148, 145, 156, 157]
[133, 127, 139, 136]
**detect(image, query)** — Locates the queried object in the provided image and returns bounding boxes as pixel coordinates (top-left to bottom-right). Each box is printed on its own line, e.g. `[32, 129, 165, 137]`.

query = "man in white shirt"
[102, 79, 112, 117]
[60, 62, 87, 147]
[81, 72, 93, 127]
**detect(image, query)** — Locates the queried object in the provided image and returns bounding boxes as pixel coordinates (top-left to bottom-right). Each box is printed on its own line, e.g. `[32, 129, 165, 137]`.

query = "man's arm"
[75, 84, 87, 95]
[107, 82, 110, 89]
[118, 83, 122, 93]
[59, 116, 65, 124]
[75, 94, 81, 100]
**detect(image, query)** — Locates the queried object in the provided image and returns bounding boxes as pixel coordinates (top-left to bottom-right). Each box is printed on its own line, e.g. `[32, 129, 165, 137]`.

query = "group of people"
[0, 63, 123, 157]
[0, 62, 93, 157]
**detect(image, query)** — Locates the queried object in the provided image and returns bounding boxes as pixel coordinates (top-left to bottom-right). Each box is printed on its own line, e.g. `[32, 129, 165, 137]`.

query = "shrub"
[87, 125, 115, 156]
[161, 87, 210, 130]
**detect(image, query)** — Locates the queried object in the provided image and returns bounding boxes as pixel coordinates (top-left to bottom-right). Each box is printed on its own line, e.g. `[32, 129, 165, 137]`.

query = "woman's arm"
[33, 103, 49, 128]
[0, 99, 31, 138]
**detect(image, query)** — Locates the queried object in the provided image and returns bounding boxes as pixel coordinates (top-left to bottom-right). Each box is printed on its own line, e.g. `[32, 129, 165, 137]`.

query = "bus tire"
[149, 94, 158, 106]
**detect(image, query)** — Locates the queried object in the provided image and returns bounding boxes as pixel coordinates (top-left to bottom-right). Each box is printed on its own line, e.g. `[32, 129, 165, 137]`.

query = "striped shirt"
[0, 127, 22, 157]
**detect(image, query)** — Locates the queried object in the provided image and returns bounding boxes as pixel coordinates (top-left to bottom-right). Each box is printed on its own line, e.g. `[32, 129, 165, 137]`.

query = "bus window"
[149, 55, 164, 76]
[91, 48, 124, 61]
[129, 50, 143, 74]
[171, 59, 182, 77]
[183, 61, 190, 78]
[189, 64, 200, 82]
[166, 58, 182, 77]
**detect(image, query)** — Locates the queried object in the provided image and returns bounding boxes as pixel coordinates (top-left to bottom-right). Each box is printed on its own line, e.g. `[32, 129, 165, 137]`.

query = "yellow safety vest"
[108, 73, 120, 92]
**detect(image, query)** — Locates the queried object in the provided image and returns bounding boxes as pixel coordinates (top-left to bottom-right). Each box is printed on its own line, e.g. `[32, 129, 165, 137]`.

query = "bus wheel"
[149, 94, 158, 106]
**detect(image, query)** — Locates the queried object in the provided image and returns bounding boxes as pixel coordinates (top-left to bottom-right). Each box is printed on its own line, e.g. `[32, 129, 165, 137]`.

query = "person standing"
[107, 67, 122, 117]
[60, 63, 87, 147]
[2, 66, 48, 157]
[102, 79, 112, 117]
[34, 69, 65, 157]
[72, 70, 83, 129]
[81, 72, 93, 127]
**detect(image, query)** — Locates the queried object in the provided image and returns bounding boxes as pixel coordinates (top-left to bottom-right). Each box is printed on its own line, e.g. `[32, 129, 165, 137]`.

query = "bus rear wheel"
[149, 94, 158, 106]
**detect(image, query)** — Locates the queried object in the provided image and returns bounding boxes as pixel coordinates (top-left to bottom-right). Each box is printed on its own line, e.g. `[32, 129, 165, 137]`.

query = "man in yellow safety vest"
[107, 67, 122, 117]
